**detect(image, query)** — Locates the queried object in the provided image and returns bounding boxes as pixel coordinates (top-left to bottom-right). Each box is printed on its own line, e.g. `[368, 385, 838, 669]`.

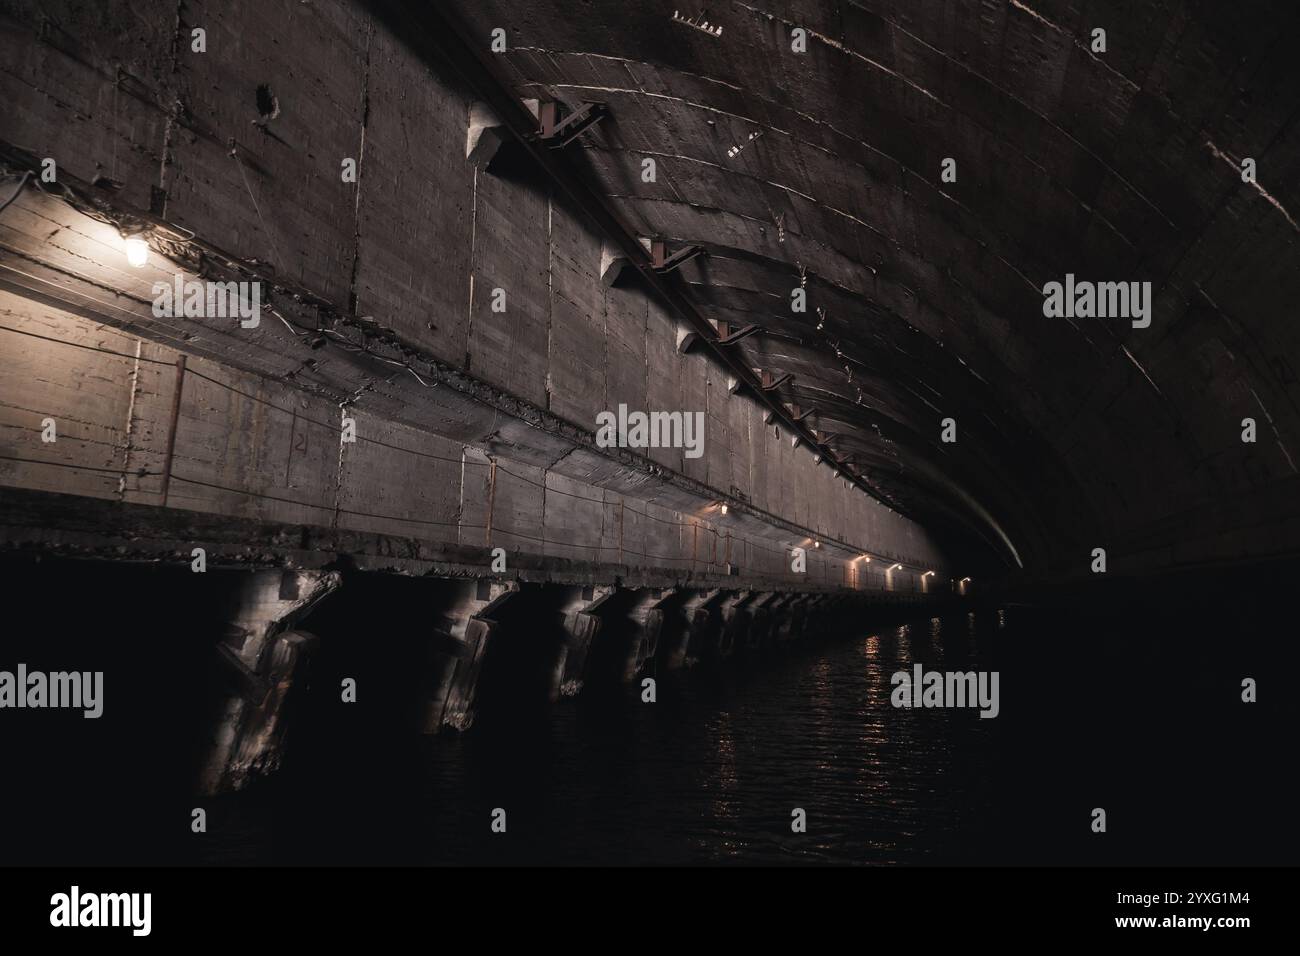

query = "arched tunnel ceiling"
[437, 0, 1300, 573]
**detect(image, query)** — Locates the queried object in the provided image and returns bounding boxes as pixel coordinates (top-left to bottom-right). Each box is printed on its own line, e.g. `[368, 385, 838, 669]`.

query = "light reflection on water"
[208, 611, 998, 866]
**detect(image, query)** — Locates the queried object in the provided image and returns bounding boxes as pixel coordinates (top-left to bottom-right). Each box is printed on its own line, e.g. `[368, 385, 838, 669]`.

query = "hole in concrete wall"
[255, 84, 280, 121]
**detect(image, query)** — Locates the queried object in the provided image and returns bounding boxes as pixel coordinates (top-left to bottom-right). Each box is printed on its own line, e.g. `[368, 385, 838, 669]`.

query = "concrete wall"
[440, 0, 1300, 577]
[0, 0, 951, 587]
[0, 287, 942, 591]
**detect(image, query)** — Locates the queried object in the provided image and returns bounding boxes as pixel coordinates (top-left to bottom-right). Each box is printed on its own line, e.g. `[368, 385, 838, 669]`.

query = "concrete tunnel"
[0, 0, 1296, 872]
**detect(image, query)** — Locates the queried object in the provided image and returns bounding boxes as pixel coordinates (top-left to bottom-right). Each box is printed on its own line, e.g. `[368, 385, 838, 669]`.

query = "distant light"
[720, 503, 728, 515]
[124, 236, 149, 267]
[813, 540, 820, 548]
[923, 570, 934, 577]
[890, 563, 902, 571]
[862, 555, 871, 562]
[960, 577, 971, 583]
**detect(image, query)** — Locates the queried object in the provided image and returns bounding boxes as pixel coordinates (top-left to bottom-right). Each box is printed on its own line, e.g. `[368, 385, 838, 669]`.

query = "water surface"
[206, 610, 999, 865]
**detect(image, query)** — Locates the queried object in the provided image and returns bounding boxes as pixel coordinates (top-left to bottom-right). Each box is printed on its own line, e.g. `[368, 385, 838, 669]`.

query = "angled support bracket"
[758, 370, 793, 393]
[715, 321, 761, 347]
[651, 239, 706, 274]
[788, 403, 814, 423]
[538, 101, 608, 148]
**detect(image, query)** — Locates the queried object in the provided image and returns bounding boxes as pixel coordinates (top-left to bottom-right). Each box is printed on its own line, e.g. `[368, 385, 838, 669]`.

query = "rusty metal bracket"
[651, 239, 706, 273]
[716, 322, 760, 346]
[539, 101, 608, 148]
[370, 0, 920, 525]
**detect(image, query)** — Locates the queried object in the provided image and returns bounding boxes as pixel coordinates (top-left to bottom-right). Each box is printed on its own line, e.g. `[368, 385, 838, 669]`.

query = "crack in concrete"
[1006, 0, 1141, 91]
[729, 0, 1173, 227]
[1120, 344, 1164, 399]
[537, 73, 1140, 261]
[347, 17, 375, 316]
[1205, 141, 1299, 233]
[1249, 386, 1297, 473]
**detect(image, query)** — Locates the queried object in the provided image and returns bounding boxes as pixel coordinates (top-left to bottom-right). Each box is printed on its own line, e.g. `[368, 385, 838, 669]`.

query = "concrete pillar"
[742, 592, 781, 651]
[674, 589, 723, 668]
[678, 589, 723, 664]
[197, 570, 341, 794]
[585, 587, 665, 683]
[775, 595, 808, 643]
[627, 589, 663, 677]
[419, 581, 515, 732]
[769, 595, 800, 647]
[801, 594, 829, 639]
[718, 590, 753, 660]
[646, 588, 689, 670]
[556, 585, 611, 698]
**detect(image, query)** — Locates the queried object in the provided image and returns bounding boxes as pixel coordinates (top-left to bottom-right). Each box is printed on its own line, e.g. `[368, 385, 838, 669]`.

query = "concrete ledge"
[0, 486, 943, 600]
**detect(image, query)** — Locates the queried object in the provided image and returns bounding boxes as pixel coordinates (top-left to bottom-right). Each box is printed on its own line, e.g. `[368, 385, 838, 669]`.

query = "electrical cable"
[0, 171, 32, 217]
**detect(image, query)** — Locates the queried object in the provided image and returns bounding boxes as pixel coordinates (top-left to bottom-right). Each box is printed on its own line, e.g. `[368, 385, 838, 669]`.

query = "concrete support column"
[646, 588, 689, 670]
[718, 590, 753, 660]
[197, 570, 340, 794]
[419, 581, 515, 732]
[556, 585, 611, 698]
[802, 594, 829, 639]
[742, 592, 781, 651]
[585, 587, 665, 683]
[626, 589, 665, 677]
[776, 595, 810, 643]
[208, 629, 318, 791]
[678, 589, 723, 668]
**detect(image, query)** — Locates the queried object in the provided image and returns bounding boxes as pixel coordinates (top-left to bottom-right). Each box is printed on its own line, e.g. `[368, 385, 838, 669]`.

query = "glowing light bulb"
[124, 237, 149, 268]
[720, 504, 728, 515]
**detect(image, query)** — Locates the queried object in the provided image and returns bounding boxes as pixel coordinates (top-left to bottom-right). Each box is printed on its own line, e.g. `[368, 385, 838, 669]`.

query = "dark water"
[202, 611, 999, 865]
[5, 555, 1295, 867]
[197, 592, 1296, 867]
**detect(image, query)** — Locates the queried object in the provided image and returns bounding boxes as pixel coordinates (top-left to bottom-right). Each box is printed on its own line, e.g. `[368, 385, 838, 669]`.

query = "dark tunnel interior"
[0, 0, 1296, 890]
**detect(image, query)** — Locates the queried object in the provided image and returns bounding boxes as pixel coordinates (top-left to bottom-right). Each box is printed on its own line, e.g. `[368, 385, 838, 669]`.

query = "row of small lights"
[715, 502, 971, 585]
